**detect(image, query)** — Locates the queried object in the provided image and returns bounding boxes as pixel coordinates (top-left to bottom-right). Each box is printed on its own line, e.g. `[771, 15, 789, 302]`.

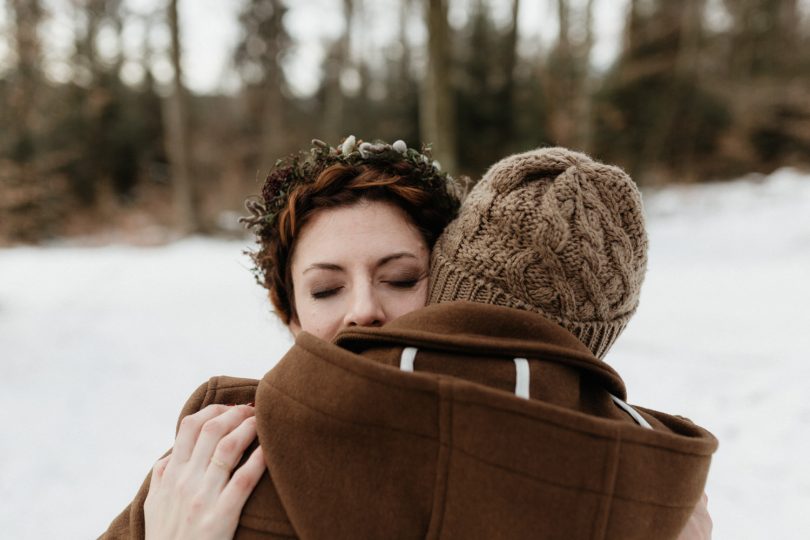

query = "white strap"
[400, 348, 649, 425]
[400, 347, 417, 372]
[402, 348, 531, 399]
[610, 394, 653, 429]
[513, 358, 530, 399]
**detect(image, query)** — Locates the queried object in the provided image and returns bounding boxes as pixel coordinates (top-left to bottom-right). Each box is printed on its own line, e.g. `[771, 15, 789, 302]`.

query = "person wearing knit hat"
[429, 146, 647, 359]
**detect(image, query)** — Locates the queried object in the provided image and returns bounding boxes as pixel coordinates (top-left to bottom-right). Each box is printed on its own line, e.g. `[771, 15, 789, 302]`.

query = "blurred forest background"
[1, 0, 809, 244]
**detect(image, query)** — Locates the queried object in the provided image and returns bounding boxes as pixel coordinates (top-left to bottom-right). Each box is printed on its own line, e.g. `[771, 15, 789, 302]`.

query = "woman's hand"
[144, 404, 265, 540]
[677, 492, 712, 540]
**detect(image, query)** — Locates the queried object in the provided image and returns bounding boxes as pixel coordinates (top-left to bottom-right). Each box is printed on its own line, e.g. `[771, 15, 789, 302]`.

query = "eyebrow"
[302, 252, 418, 274]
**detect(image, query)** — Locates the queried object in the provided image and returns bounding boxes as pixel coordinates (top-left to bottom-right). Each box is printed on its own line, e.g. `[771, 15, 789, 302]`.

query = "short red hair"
[250, 161, 458, 325]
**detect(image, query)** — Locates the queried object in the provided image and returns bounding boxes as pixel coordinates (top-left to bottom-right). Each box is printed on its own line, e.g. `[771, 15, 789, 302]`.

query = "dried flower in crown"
[239, 136, 463, 233]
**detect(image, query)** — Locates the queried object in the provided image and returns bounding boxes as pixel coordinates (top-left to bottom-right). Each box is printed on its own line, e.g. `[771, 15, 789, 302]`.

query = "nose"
[344, 282, 385, 329]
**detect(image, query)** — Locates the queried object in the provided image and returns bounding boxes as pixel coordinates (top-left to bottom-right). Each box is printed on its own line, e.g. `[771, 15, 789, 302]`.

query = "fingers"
[698, 493, 713, 537]
[145, 404, 263, 540]
[219, 446, 266, 518]
[676, 492, 712, 540]
[204, 416, 259, 492]
[151, 454, 171, 487]
[171, 404, 232, 463]
[148, 454, 172, 493]
[188, 405, 255, 470]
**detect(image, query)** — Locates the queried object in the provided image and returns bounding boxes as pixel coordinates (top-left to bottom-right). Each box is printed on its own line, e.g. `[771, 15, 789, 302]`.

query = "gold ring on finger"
[210, 455, 230, 471]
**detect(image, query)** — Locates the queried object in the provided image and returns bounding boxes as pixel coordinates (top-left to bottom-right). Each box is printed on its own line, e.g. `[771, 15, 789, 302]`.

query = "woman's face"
[289, 199, 430, 340]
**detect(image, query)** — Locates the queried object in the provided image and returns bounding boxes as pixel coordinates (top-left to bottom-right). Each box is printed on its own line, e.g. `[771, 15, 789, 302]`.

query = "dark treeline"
[1, 0, 809, 243]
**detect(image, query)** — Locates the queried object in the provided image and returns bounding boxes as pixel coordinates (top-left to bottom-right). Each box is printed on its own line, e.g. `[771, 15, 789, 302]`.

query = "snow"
[2, 168, 809, 539]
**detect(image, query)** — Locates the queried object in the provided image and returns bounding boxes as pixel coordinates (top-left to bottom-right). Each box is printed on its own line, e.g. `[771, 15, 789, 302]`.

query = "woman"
[105, 137, 462, 539]
[103, 140, 713, 539]
[242, 136, 460, 341]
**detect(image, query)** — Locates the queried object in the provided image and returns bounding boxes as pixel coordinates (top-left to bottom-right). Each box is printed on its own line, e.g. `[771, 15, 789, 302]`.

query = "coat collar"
[334, 301, 627, 399]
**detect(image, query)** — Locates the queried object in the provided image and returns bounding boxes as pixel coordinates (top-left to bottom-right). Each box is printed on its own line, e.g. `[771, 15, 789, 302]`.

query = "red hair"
[250, 161, 457, 325]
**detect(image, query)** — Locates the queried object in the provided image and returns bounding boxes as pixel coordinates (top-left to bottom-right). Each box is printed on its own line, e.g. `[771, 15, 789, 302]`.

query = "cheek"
[389, 284, 428, 319]
[296, 309, 341, 340]
[293, 288, 350, 340]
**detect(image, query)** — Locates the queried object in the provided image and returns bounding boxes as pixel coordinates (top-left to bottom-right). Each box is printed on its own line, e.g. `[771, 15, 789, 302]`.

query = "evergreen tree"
[594, 0, 730, 183]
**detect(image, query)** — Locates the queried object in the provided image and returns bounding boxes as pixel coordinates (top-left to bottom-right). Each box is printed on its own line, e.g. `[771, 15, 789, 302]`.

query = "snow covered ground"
[1, 168, 809, 539]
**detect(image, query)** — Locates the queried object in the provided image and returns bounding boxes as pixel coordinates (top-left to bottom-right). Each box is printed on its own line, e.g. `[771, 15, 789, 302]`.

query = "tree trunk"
[2, 0, 49, 242]
[109, 0, 126, 76]
[547, 0, 576, 147]
[576, 0, 595, 152]
[636, 0, 704, 182]
[420, 0, 457, 174]
[322, 0, 353, 144]
[557, 0, 570, 50]
[500, 0, 520, 146]
[398, 0, 413, 88]
[675, 0, 704, 181]
[259, 0, 287, 167]
[623, 0, 640, 58]
[166, 0, 199, 233]
[8, 0, 42, 164]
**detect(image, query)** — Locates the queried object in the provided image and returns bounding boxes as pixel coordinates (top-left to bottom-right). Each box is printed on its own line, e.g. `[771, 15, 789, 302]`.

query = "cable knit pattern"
[428, 147, 648, 359]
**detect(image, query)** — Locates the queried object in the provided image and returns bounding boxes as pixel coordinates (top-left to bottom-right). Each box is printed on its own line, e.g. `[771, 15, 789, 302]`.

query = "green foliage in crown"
[239, 136, 462, 233]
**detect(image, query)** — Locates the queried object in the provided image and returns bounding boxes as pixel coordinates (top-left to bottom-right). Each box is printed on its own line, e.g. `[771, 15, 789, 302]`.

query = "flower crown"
[239, 136, 464, 233]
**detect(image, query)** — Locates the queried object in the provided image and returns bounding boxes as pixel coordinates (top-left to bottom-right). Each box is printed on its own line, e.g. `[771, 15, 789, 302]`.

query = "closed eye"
[385, 279, 419, 289]
[311, 287, 342, 299]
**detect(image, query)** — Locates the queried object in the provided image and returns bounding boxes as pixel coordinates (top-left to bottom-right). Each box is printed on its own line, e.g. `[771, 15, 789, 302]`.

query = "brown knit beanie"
[428, 147, 648, 359]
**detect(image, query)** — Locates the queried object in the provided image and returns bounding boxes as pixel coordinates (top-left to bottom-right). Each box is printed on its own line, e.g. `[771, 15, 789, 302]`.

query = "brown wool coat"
[102, 302, 717, 540]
